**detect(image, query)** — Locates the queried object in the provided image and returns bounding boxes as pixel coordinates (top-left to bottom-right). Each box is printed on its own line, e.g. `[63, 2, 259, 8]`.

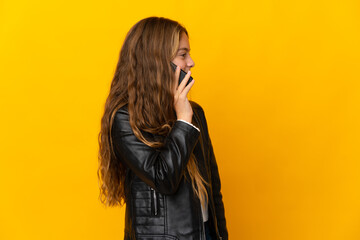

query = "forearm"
[112, 113, 200, 195]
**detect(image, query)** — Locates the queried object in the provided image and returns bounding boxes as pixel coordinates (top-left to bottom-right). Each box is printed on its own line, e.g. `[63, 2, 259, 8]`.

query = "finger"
[175, 66, 181, 87]
[173, 66, 181, 92]
[180, 78, 195, 97]
[177, 70, 191, 93]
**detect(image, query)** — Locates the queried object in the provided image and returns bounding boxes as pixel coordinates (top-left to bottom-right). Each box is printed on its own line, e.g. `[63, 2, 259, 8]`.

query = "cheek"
[179, 63, 186, 70]
[172, 58, 186, 70]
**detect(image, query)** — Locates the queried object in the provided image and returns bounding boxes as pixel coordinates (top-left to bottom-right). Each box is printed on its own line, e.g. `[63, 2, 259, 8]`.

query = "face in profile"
[171, 32, 195, 74]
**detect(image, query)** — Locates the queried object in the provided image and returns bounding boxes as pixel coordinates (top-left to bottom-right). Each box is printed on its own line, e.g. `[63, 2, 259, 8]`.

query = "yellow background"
[1, 0, 359, 239]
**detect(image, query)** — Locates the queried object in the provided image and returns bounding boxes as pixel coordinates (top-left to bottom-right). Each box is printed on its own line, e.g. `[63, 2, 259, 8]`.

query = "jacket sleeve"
[111, 107, 200, 195]
[198, 106, 228, 240]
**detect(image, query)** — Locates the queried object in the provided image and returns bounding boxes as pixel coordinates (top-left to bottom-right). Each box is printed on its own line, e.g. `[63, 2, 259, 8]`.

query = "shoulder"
[189, 100, 205, 115]
[115, 103, 129, 118]
[114, 103, 130, 124]
[112, 103, 131, 134]
[189, 100, 209, 130]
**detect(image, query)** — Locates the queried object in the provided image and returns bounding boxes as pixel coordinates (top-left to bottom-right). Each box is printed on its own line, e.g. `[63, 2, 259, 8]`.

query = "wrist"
[176, 119, 200, 132]
[177, 117, 192, 123]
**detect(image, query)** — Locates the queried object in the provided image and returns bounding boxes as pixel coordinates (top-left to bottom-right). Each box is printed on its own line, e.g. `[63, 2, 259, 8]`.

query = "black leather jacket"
[111, 101, 228, 240]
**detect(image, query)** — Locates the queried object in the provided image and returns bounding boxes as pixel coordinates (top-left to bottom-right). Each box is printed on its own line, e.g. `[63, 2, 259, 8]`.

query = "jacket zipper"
[150, 187, 158, 216]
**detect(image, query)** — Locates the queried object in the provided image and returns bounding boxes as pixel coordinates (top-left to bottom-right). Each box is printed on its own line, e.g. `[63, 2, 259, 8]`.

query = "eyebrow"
[177, 48, 190, 52]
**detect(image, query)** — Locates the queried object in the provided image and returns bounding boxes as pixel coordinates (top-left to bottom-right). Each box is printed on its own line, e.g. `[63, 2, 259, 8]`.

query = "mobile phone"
[170, 62, 193, 86]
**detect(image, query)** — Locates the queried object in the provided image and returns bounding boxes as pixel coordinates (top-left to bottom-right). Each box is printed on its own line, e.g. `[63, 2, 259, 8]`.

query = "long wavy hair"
[97, 16, 209, 210]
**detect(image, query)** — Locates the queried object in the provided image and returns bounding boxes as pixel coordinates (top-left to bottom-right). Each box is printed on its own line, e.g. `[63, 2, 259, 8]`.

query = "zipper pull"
[150, 187, 158, 216]
[153, 189, 158, 215]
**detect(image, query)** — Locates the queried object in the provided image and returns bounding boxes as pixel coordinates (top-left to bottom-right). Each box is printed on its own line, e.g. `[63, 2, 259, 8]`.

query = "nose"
[187, 56, 195, 69]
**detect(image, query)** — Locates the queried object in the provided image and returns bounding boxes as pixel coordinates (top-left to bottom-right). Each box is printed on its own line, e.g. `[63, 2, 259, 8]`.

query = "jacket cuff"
[176, 119, 200, 132]
[171, 120, 201, 154]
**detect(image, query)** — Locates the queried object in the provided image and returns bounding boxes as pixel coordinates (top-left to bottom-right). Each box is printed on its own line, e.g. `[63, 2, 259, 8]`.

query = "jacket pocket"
[150, 187, 158, 216]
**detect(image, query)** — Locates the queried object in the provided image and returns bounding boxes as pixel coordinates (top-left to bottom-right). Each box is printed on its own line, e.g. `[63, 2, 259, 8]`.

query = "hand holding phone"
[171, 61, 195, 123]
[170, 62, 194, 86]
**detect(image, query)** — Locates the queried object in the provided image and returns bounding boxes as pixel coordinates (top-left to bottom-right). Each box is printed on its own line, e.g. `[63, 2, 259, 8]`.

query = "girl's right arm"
[111, 107, 200, 195]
